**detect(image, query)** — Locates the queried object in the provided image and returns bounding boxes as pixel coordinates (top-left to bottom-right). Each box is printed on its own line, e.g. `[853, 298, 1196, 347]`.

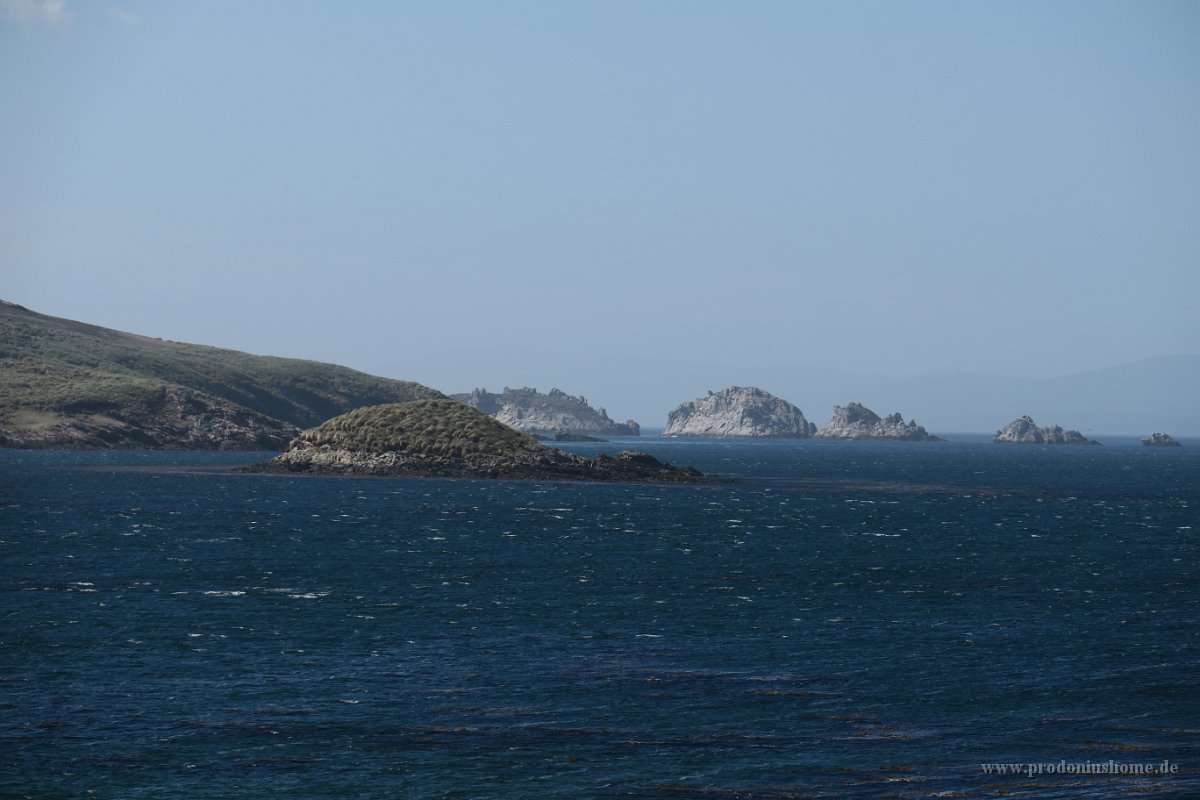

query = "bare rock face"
[993, 416, 1100, 445]
[662, 386, 816, 438]
[814, 402, 942, 441]
[1143, 432, 1182, 447]
[453, 387, 639, 437]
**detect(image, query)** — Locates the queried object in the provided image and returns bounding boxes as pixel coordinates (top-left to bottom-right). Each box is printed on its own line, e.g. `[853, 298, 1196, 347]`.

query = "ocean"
[2, 437, 1197, 798]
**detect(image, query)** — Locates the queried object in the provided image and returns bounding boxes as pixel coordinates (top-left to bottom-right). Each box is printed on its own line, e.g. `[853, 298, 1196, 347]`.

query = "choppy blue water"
[1, 438, 1197, 798]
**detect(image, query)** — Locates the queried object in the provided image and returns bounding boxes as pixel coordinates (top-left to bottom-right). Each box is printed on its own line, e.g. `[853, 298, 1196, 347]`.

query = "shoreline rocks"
[554, 432, 605, 442]
[814, 403, 942, 441]
[993, 416, 1100, 445]
[662, 387, 817, 438]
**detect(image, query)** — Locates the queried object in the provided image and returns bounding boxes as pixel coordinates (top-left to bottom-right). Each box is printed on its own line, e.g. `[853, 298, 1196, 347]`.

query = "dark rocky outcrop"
[814, 402, 942, 441]
[993, 416, 1100, 445]
[243, 400, 706, 483]
[663, 386, 816, 437]
[452, 386, 639, 437]
[1143, 432, 1182, 447]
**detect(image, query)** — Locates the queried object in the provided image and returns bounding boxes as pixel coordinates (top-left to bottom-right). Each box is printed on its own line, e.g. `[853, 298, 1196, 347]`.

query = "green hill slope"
[0, 300, 442, 450]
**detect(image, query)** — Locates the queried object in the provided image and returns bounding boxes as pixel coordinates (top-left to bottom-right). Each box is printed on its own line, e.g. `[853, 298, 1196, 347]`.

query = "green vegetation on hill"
[299, 399, 545, 459]
[0, 300, 442, 449]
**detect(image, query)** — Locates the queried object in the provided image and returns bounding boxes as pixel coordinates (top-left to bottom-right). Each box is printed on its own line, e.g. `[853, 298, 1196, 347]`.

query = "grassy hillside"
[0, 300, 442, 450]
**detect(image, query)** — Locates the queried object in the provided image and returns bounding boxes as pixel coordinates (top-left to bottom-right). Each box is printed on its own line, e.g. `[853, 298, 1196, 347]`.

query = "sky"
[3, 1, 1198, 424]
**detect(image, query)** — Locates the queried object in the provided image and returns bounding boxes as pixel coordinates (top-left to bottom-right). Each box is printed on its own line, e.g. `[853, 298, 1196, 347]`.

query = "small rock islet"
[993, 416, 1100, 445]
[662, 386, 817, 438]
[814, 402, 942, 441]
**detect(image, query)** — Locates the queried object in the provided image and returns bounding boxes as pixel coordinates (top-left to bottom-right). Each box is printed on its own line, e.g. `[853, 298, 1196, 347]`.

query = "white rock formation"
[454, 387, 639, 437]
[663, 386, 816, 437]
[814, 402, 941, 441]
[993, 416, 1099, 445]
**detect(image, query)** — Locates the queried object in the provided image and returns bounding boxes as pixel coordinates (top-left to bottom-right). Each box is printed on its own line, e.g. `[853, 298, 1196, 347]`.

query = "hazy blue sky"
[3, 1, 1198, 419]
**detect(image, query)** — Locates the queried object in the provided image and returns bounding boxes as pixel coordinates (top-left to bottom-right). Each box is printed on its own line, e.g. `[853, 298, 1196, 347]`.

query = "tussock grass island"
[298, 400, 543, 459]
[249, 400, 706, 483]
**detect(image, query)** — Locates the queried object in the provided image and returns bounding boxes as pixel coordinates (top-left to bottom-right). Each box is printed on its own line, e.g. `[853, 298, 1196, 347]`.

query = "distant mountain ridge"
[0, 300, 442, 449]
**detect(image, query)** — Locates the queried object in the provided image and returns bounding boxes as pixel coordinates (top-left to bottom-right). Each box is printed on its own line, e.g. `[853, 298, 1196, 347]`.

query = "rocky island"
[993, 416, 1100, 445]
[452, 386, 640, 437]
[1143, 432, 1182, 447]
[244, 400, 705, 483]
[814, 402, 942, 441]
[662, 386, 816, 437]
